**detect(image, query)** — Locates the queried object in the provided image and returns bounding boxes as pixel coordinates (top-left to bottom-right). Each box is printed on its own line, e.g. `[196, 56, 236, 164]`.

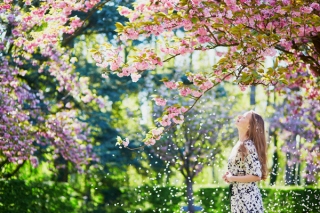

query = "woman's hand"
[225, 172, 234, 182]
[222, 171, 233, 183]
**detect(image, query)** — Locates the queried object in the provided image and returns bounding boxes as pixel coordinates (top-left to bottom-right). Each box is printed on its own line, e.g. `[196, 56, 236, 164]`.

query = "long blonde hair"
[239, 112, 268, 180]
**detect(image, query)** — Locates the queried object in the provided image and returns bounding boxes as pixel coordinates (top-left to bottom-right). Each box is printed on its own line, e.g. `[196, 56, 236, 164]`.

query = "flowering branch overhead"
[92, 0, 320, 148]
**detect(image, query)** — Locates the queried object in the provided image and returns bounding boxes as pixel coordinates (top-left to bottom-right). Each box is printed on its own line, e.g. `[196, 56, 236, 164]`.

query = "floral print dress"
[227, 140, 264, 213]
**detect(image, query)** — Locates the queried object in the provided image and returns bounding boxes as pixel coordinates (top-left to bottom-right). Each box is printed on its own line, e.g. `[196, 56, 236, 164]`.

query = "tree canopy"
[92, 0, 320, 146]
[0, 0, 107, 173]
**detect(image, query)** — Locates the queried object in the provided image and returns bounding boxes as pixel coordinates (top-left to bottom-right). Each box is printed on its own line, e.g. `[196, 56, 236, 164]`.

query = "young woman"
[222, 110, 267, 213]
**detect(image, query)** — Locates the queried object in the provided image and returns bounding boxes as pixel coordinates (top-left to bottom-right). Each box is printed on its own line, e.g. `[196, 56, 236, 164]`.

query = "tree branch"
[0, 158, 9, 170]
[62, 0, 111, 46]
[2, 161, 26, 179]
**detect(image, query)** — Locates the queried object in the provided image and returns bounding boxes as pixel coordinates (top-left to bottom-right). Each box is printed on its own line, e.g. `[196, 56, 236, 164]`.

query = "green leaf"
[157, 12, 168, 18]
[218, 57, 227, 64]
[160, 77, 169, 82]
[267, 67, 274, 76]
[155, 118, 162, 122]
[244, 76, 252, 82]
[89, 49, 98, 53]
[102, 43, 113, 49]
[257, 69, 264, 74]
[191, 17, 198, 24]
[292, 17, 301, 23]
[115, 22, 124, 33]
[277, 67, 287, 74]
[279, 78, 288, 85]
[230, 26, 240, 35]
[180, 0, 188, 6]
[212, 23, 224, 28]
[186, 72, 192, 76]
[274, 58, 279, 68]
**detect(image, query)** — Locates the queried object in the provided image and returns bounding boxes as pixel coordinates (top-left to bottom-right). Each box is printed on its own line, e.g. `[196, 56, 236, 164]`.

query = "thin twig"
[124, 72, 233, 150]
[62, 0, 111, 46]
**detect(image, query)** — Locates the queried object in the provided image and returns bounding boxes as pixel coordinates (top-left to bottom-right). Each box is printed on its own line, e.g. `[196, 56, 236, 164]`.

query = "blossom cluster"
[0, 0, 103, 171]
[92, 0, 320, 149]
[270, 93, 320, 183]
[116, 127, 164, 147]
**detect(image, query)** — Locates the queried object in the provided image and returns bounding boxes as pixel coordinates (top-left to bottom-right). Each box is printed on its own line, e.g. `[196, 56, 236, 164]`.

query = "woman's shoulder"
[244, 140, 257, 151]
[244, 139, 254, 146]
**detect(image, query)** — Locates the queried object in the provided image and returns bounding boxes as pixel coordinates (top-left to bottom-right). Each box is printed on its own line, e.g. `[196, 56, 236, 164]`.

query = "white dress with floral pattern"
[227, 140, 264, 213]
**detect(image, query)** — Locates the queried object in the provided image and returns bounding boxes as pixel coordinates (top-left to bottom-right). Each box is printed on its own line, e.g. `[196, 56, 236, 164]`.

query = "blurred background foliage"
[0, 0, 319, 212]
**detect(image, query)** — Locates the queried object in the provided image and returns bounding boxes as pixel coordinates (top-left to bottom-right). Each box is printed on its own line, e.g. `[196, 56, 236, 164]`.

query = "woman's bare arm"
[227, 174, 261, 183]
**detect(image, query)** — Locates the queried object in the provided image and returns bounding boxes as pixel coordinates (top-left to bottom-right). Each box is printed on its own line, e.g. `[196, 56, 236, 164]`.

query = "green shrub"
[0, 180, 79, 213]
[1, 180, 319, 213]
[197, 187, 230, 213]
[198, 186, 320, 213]
[119, 185, 183, 213]
[261, 187, 320, 213]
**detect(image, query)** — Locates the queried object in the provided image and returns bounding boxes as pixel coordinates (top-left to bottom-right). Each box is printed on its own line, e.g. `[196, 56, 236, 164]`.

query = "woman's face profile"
[235, 111, 252, 129]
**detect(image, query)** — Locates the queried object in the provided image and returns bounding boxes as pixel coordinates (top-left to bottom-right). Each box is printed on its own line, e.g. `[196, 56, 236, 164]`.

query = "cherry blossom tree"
[150, 94, 238, 212]
[0, 0, 108, 177]
[269, 91, 320, 185]
[92, 0, 320, 148]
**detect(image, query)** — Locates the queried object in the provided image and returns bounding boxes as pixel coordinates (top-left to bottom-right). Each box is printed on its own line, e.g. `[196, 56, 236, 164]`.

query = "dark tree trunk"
[250, 85, 256, 105]
[295, 136, 302, 185]
[270, 133, 279, 185]
[285, 135, 297, 185]
[269, 90, 279, 185]
[54, 155, 69, 182]
[285, 134, 303, 185]
[186, 177, 195, 213]
[285, 151, 295, 185]
[296, 161, 301, 185]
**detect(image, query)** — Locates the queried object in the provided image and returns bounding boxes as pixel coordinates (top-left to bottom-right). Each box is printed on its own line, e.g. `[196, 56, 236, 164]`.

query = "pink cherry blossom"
[118, 6, 132, 16]
[131, 72, 141, 82]
[7, 14, 15, 23]
[70, 17, 83, 28]
[123, 138, 130, 147]
[135, 61, 149, 70]
[154, 97, 167, 106]
[152, 128, 163, 136]
[179, 87, 192, 96]
[160, 115, 171, 126]
[172, 115, 184, 124]
[180, 106, 188, 113]
[122, 66, 137, 76]
[199, 80, 214, 91]
[168, 112, 179, 119]
[110, 61, 120, 71]
[145, 138, 156, 146]
[310, 3, 320, 10]
[262, 48, 277, 57]
[191, 0, 201, 6]
[102, 74, 108, 79]
[300, 6, 313, 14]
[192, 90, 203, 97]
[164, 81, 177, 89]
[30, 156, 39, 167]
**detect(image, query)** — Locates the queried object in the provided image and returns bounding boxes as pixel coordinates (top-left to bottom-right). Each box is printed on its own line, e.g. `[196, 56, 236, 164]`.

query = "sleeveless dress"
[227, 140, 264, 213]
